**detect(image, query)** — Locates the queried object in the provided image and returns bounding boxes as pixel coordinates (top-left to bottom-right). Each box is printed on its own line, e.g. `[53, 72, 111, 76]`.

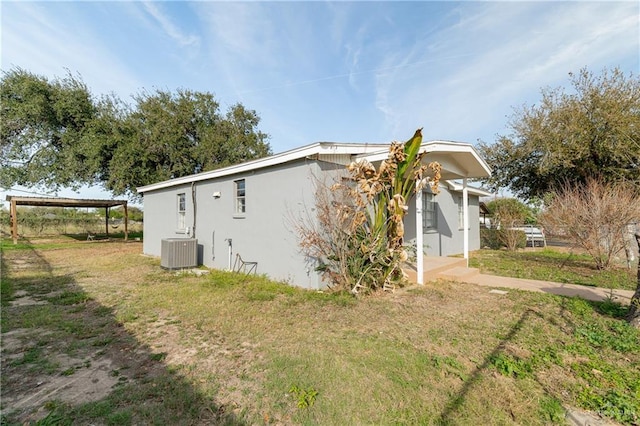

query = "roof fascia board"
[428, 142, 492, 177]
[444, 180, 493, 197]
[137, 142, 389, 194]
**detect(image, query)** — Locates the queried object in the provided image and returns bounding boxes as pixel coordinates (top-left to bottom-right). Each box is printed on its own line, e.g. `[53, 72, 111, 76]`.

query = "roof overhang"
[444, 180, 493, 197]
[136, 142, 389, 194]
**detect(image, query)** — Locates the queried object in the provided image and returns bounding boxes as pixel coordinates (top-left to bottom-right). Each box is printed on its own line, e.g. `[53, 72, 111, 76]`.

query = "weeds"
[47, 290, 90, 305]
[10, 347, 59, 374]
[289, 385, 319, 408]
[578, 387, 638, 424]
[150, 352, 168, 362]
[490, 353, 533, 378]
[538, 396, 565, 423]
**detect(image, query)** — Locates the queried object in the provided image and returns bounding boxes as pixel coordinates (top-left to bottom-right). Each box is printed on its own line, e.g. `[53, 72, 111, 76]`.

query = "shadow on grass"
[437, 291, 635, 425]
[63, 231, 143, 242]
[436, 308, 540, 424]
[1, 242, 241, 425]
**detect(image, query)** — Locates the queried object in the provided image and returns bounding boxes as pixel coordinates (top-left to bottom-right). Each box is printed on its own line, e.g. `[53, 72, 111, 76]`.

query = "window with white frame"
[235, 179, 246, 214]
[422, 192, 437, 230]
[177, 193, 186, 230]
[458, 196, 464, 229]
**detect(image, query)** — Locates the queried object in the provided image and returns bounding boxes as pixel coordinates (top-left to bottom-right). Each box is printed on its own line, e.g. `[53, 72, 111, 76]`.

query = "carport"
[6, 196, 128, 244]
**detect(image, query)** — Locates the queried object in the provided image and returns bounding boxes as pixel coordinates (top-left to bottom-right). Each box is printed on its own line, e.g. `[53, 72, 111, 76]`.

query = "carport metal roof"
[5, 196, 129, 244]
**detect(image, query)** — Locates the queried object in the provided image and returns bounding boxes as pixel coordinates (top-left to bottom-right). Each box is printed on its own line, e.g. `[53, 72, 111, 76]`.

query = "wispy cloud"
[141, 1, 199, 48]
[373, 1, 639, 143]
[1, 2, 142, 98]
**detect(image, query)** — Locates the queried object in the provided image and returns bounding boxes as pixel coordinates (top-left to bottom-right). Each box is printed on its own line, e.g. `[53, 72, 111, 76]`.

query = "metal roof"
[5, 196, 127, 208]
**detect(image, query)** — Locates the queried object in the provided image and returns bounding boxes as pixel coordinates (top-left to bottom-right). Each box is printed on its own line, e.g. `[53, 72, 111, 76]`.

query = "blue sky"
[1, 1, 638, 203]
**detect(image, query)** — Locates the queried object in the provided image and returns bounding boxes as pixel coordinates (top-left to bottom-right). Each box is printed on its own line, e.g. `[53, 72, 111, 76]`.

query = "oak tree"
[1, 69, 272, 197]
[1, 68, 97, 190]
[479, 67, 640, 200]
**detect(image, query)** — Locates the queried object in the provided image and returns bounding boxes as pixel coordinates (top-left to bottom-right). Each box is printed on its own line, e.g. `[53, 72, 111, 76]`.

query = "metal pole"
[463, 178, 469, 265]
[124, 202, 128, 241]
[416, 180, 424, 285]
[10, 198, 18, 244]
[105, 207, 109, 238]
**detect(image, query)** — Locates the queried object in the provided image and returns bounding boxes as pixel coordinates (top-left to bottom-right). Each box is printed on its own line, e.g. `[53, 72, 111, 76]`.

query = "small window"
[422, 192, 437, 230]
[177, 193, 186, 230]
[235, 179, 246, 214]
[458, 196, 464, 229]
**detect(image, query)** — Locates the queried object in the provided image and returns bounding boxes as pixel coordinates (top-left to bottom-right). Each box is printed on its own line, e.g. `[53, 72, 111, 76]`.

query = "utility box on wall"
[161, 238, 198, 269]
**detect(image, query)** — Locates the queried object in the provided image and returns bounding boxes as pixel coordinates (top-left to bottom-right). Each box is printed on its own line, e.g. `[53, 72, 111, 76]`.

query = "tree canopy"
[485, 198, 537, 225]
[1, 68, 271, 197]
[1, 69, 97, 189]
[478, 67, 640, 200]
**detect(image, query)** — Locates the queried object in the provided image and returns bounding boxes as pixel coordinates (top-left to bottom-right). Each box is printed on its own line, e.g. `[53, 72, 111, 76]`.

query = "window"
[235, 179, 246, 214]
[177, 193, 186, 230]
[422, 192, 437, 230]
[458, 196, 464, 229]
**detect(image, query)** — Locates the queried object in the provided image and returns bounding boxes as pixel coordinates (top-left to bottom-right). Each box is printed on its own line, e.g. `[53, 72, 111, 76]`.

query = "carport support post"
[123, 202, 128, 241]
[105, 207, 110, 238]
[10, 198, 18, 244]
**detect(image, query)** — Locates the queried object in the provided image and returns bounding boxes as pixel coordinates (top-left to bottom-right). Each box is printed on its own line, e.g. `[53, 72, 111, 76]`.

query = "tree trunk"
[627, 230, 640, 328]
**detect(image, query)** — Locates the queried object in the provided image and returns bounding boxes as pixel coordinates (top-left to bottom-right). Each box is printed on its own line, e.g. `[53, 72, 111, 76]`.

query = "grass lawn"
[469, 248, 638, 291]
[1, 239, 639, 425]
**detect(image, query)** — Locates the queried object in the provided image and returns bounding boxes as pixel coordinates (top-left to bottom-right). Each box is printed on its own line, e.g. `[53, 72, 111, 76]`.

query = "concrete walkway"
[466, 273, 636, 305]
[406, 256, 636, 305]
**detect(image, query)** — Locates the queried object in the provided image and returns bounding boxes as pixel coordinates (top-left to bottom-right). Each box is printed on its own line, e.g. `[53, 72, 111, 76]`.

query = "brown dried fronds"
[388, 142, 406, 164]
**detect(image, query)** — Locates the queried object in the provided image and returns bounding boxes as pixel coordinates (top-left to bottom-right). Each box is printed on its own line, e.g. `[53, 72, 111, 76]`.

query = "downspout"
[191, 182, 197, 239]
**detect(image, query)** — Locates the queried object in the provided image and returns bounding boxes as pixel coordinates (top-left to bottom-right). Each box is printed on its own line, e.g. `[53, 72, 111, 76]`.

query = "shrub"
[481, 228, 502, 249]
[486, 198, 534, 251]
[502, 229, 527, 250]
[480, 228, 526, 250]
[541, 178, 640, 270]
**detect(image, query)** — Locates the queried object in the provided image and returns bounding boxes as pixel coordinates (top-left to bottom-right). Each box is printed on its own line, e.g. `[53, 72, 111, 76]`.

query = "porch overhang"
[357, 140, 491, 285]
[355, 140, 491, 179]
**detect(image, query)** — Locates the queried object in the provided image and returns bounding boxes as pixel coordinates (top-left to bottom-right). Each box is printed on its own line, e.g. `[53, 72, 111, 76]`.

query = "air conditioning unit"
[161, 238, 198, 269]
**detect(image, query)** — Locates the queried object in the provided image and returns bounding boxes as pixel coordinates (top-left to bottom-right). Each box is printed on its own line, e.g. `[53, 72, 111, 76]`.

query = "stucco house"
[137, 139, 491, 289]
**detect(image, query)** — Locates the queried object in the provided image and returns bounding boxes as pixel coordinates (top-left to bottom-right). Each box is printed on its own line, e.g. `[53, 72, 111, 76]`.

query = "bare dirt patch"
[4, 354, 119, 415]
[2, 243, 158, 423]
[1, 241, 238, 424]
